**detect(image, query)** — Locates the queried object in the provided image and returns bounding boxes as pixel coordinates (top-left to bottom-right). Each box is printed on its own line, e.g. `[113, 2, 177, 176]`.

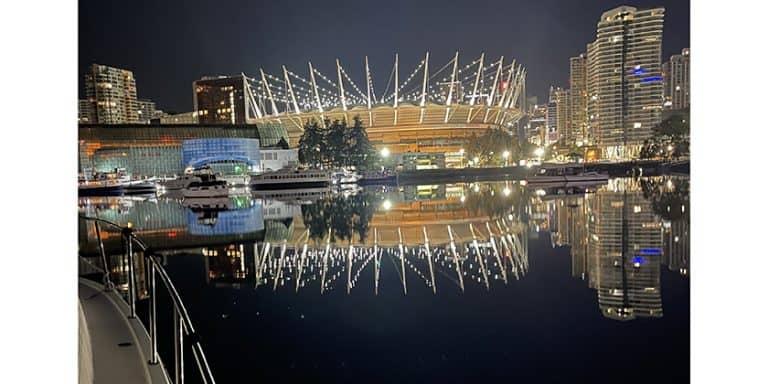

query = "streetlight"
[380, 147, 390, 158]
[534, 147, 545, 164]
[459, 148, 465, 168]
[382, 199, 392, 210]
[502, 150, 510, 167]
[473, 156, 480, 167]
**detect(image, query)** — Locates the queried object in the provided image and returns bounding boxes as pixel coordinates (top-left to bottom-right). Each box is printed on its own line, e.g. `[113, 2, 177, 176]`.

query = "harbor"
[78, 175, 690, 383]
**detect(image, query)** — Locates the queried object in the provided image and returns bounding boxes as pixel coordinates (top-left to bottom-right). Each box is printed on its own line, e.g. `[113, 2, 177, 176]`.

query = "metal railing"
[79, 216, 216, 384]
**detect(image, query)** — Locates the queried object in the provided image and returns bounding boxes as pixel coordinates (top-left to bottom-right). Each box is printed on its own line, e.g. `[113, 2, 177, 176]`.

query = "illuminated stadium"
[241, 52, 527, 156]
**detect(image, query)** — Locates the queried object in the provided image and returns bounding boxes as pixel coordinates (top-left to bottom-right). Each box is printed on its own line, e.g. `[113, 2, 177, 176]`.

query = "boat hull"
[182, 187, 229, 198]
[252, 187, 331, 202]
[527, 175, 610, 185]
[251, 181, 330, 190]
[78, 184, 124, 196]
[123, 182, 157, 195]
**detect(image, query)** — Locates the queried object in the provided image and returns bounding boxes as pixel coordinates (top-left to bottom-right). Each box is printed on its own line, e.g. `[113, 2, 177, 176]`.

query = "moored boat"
[250, 168, 330, 190]
[527, 163, 609, 185]
[123, 180, 158, 195]
[160, 166, 216, 191]
[78, 181, 124, 196]
[183, 180, 228, 198]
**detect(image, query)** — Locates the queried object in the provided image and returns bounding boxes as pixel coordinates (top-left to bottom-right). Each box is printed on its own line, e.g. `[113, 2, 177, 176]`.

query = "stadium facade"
[195, 52, 527, 162]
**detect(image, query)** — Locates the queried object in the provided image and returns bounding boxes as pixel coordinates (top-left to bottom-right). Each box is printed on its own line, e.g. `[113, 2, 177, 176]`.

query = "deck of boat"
[78, 279, 168, 384]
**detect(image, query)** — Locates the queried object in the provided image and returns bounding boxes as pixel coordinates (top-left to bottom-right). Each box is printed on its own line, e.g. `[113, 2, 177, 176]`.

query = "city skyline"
[78, 0, 690, 112]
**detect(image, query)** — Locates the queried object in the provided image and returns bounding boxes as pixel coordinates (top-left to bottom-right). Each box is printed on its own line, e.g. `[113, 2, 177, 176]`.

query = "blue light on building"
[640, 248, 662, 255]
[182, 138, 260, 170]
[641, 76, 663, 83]
[187, 203, 264, 236]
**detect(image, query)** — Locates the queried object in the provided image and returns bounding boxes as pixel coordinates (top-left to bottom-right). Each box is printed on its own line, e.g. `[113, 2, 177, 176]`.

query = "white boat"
[527, 164, 610, 185]
[123, 180, 157, 195]
[252, 187, 331, 203]
[182, 177, 228, 198]
[250, 168, 330, 190]
[160, 166, 216, 190]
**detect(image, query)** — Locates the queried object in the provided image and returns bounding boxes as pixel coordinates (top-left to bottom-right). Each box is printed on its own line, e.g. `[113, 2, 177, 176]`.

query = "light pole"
[502, 150, 510, 167]
[534, 147, 545, 163]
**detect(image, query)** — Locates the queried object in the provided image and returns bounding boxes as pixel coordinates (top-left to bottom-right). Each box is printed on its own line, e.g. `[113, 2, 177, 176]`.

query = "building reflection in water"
[200, 221, 530, 296]
[78, 177, 688, 321]
[550, 177, 690, 321]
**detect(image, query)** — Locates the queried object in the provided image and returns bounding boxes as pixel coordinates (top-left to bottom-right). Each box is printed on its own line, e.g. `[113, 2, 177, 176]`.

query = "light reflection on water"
[78, 176, 690, 382]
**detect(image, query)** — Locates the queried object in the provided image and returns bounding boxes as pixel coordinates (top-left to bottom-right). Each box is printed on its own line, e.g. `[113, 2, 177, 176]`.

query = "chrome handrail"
[79, 215, 216, 384]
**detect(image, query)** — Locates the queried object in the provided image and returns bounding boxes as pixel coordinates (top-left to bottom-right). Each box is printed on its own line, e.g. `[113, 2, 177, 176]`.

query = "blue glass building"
[79, 124, 286, 177]
[182, 138, 260, 171]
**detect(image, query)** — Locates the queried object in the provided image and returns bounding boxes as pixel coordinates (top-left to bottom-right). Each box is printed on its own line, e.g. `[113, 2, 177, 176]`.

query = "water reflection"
[78, 176, 689, 322]
[301, 191, 374, 243]
[546, 177, 690, 320]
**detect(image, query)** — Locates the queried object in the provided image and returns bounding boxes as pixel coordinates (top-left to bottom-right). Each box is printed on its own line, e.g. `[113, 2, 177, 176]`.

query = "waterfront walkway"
[78, 279, 167, 384]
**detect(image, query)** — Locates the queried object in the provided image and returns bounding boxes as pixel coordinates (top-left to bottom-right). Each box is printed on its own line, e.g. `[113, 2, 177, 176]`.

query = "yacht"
[182, 179, 228, 198]
[527, 163, 610, 185]
[250, 168, 331, 190]
[252, 187, 331, 203]
[160, 166, 216, 191]
[78, 180, 124, 196]
[78, 168, 130, 196]
[122, 179, 158, 195]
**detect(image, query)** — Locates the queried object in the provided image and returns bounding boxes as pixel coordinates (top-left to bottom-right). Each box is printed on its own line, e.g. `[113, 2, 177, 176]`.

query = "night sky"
[79, 0, 689, 112]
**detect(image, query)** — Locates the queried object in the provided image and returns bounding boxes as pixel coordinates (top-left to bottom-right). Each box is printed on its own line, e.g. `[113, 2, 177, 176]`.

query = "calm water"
[78, 177, 689, 383]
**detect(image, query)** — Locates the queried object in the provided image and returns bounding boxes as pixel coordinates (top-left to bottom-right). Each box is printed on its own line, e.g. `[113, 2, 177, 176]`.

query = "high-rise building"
[79, 99, 94, 124]
[84, 64, 139, 124]
[586, 41, 600, 150]
[586, 6, 665, 159]
[193, 75, 251, 124]
[662, 48, 690, 110]
[136, 99, 160, 124]
[569, 53, 588, 145]
[554, 87, 571, 145]
[527, 103, 548, 146]
[545, 87, 558, 144]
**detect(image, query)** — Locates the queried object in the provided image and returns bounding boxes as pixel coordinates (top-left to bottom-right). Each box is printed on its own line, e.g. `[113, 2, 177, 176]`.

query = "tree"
[639, 113, 690, 160]
[326, 119, 348, 168]
[347, 115, 375, 170]
[464, 127, 520, 166]
[298, 120, 325, 168]
[297, 115, 375, 170]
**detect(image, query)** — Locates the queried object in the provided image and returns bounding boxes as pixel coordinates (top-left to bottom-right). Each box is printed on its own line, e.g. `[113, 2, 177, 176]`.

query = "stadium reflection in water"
[79, 177, 688, 319]
[78, 177, 689, 382]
